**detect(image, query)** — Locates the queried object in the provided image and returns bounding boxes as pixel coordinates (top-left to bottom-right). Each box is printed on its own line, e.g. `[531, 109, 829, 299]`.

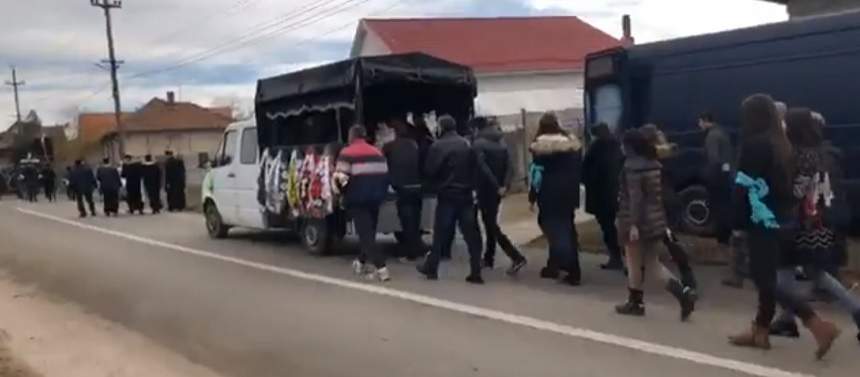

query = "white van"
[202, 120, 433, 254]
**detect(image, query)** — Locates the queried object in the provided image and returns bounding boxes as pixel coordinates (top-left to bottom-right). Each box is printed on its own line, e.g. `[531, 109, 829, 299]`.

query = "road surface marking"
[16, 207, 813, 377]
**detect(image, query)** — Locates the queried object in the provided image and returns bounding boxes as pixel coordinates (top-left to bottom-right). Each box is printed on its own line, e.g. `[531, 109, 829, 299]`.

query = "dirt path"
[0, 273, 222, 377]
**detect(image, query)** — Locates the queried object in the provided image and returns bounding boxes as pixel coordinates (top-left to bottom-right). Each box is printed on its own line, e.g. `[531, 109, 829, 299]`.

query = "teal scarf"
[735, 171, 780, 229]
[529, 163, 544, 193]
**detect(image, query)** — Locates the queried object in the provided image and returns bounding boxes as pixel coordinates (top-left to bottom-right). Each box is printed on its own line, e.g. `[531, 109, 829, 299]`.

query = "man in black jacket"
[383, 120, 426, 261]
[70, 159, 96, 218]
[142, 154, 163, 214]
[121, 155, 145, 215]
[472, 117, 527, 274]
[417, 115, 484, 284]
[164, 150, 187, 212]
[97, 158, 122, 216]
[583, 123, 624, 270]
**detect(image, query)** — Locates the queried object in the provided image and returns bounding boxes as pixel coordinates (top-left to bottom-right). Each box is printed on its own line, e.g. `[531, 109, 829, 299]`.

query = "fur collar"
[530, 134, 582, 156]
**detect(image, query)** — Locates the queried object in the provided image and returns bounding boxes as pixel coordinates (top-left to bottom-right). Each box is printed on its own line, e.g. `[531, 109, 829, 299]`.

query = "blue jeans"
[777, 266, 860, 329]
[424, 196, 482, 276]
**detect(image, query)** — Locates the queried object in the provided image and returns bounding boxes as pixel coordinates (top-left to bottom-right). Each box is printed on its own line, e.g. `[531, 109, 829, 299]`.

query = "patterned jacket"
[617, 156, 667, 242]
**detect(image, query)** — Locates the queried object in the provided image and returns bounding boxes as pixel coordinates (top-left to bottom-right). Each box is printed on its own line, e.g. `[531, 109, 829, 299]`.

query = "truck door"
[235, 126, 265, 229]
[211, 129, 240, 225]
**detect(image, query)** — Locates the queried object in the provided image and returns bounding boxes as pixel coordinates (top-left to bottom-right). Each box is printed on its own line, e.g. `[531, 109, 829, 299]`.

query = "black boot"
[666, 279, 696, 321]
[615, 289, 645, 316]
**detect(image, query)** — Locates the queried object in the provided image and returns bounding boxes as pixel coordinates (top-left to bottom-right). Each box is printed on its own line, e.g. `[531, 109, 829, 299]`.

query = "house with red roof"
[350, 16, 619, 116]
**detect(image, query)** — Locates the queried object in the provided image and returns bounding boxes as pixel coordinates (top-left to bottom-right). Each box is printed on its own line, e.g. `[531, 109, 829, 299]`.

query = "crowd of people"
[65, 151, 187, 218]
[332, 94, 858, 359]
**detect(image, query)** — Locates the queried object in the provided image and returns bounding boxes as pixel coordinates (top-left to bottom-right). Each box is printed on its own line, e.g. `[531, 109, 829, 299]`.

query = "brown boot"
[728, 322, 771, 350]
[803, 315, 840, 360]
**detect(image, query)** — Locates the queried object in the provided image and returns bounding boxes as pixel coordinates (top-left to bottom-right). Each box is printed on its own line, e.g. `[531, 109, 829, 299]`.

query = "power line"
[144, 0, 263, 48]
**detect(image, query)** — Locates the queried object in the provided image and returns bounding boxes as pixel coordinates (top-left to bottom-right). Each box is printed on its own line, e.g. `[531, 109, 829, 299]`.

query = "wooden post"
[520, 108, 529, 187]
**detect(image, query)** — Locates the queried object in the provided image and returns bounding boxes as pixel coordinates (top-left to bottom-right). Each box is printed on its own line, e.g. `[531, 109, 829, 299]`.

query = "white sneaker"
[352, 260, 365, 275]
[376, 267, 391, 282]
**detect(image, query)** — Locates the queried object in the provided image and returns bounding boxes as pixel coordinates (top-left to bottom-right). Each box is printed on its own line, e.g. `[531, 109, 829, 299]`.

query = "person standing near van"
[164, 150, 187, 212]
[122, 155, 145, 215]
[699, 112, 734, 246]
[337, 125, 391, 282]
[97, 158, 122, 216]
[583, 123, 624, 270]
[473, 117, 527, 275]
[418, 115, 484, 284]
[383, 119, 425, 261]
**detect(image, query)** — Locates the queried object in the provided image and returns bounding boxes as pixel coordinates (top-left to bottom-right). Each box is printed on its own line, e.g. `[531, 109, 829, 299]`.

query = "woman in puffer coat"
[614, 129, 695, 321]
[528, 112, 583, 286]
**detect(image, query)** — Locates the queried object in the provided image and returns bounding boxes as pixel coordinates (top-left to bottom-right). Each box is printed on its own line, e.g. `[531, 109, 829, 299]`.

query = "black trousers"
[595, 212, 622, 263]
[126, 184, 144, 213]
[76, 190, 95, 216]
[708, 172, 733, 245]
[146, 186, 162, 213]
[395, 188, 424, 259]
[478, 194, 525, 265]
[538, 209, 580, 277]
[425, 196, 483, 276]
[349, 205, 385, 268]
[102, 189, 120, 215]
[166, 185, 186, 211]
[44, 183, 55, 202]
[747, 228, 815, 327]
[663, 230, 697, 289]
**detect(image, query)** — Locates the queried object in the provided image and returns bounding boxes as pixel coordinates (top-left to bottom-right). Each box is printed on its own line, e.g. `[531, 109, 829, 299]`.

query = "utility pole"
[90, 0, 125, 157]
[4, 66, 24, 123]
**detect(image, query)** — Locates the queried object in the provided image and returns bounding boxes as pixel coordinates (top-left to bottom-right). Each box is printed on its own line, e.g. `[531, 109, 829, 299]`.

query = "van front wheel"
[205, 202, 230, 239]
[678, 185, 715, 237]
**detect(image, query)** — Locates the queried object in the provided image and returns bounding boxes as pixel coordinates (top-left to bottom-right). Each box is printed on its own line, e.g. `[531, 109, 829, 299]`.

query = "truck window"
[593, 84, 623, 132]
[240, 127, 258, 165]
[222, 130, 238, 165]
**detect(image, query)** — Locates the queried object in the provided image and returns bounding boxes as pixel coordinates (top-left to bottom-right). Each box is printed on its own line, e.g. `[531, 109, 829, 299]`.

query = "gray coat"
[617, 156, 667, 242]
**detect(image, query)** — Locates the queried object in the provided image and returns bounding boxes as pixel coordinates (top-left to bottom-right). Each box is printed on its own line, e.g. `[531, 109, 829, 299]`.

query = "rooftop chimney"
[621, 14, 635, 47]
[166, 91, 176, 104]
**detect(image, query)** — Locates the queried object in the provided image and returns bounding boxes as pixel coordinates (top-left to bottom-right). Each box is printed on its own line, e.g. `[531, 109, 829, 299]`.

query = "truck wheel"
[678, 185, 715, 237]
[302, 219, 332, 256]
[205, 202, 230, 239]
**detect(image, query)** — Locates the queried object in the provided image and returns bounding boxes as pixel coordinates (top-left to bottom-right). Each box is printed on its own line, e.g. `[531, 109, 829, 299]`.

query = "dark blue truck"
[584, 10, 860, 235]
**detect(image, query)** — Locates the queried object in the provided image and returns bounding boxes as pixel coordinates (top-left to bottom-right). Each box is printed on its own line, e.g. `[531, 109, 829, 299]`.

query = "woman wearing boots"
[529, 112, 583, 286]
[769, 108, 860, 345]
[729, 94, 840, 359]
[614, 129, 695, 321]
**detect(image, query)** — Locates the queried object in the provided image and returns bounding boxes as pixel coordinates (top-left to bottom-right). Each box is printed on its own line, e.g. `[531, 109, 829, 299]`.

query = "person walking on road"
[164, 150, 187, 212]
[473, 117, 527, 275]
[583, 122, 624, 270]
[728, 94, 839, 359]
[142, 154, 163, 214]
[121, 155, 145, 215]
[768, 108, 860, 345]
[22, 164, 40, 203]
[528, 112, 583, 286]
[97, 158, 122, 217]
[40, 165, 57, 202]
[70, 159, 97, 218]
[335, 125, 391, 282]
[614, 129, 696, 320]
[383, 118, 426, 261]
[417, 115, 484, 284]
[63, 166, 75, 201]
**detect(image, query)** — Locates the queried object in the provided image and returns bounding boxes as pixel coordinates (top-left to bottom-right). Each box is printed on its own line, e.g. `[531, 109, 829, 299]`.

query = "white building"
[350, 16, 619, 118]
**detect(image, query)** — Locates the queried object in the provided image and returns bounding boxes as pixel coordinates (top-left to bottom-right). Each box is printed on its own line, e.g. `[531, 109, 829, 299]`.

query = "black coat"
[529, 134, 583, 215]
[164, 157, 186, 190]
[122, 162, 144, 196]
[472, 126, 511, 198]
[97, 165, 122, 192]
[70, 164, 97, 194]
[142, 162, 162, 192]
[424, 131, 476, 200]
[582, 137, 623, 217]
[383, 136, 421, 190]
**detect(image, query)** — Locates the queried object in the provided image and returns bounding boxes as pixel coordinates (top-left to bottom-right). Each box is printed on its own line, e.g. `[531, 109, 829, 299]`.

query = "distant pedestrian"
[164, 150, 187, 212]
[142, 154, 163, 214]
[473, 117, 527, 275]
[97, 158, 122, 216]
[121, 155, 145, 215]
[64, 166, 75, 201]
[728, 94, 839, 359]
[417, 115, 484, 284]
[383, 118, 426, 261]
[70, 159, 96, 218]
[614, 129, 695, 320]
[336, 125, 391, 282]
[582, 123, 624, 270]
[22, 164, 39, 203]
[698, 113, 735, 267]
[40, 165, 56, 202]
[528, 112, 582, 286]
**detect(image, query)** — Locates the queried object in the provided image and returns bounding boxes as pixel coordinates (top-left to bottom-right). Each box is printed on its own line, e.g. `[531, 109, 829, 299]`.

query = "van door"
[210, 129, 240, 225]
[235, 126, 265, 229]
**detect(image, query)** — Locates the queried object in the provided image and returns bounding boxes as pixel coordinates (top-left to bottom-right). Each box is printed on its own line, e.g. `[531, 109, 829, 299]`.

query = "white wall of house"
[356, 28, 391, 56]
[475, 71, 584, 116]
[104, 130, 223, 167]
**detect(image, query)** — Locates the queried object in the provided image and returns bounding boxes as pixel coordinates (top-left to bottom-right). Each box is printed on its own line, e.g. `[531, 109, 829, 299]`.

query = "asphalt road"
[0, 201, 857, 377]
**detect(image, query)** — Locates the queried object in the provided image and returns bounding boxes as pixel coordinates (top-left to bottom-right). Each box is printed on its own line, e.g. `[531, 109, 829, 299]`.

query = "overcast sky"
[0, 0, 786, 129]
